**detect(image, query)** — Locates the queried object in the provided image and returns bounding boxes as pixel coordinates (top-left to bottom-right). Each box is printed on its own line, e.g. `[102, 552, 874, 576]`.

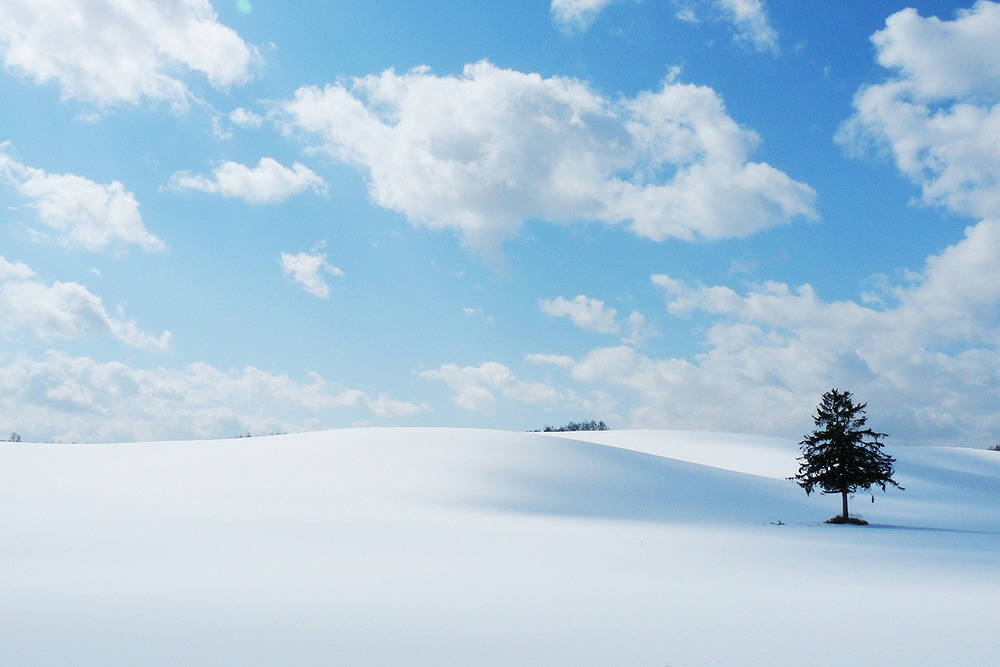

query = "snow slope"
[1, 429, 998, 666]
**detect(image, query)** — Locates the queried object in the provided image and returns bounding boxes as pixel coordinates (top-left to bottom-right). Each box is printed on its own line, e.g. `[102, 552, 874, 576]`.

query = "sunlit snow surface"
[1, 429, 998, 665]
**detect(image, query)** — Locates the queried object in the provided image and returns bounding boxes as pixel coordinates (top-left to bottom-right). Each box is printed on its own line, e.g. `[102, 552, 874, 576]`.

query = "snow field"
[1, 428, 998, 665]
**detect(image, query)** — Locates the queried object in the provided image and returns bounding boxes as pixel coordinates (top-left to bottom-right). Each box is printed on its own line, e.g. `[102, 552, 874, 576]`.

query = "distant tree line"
[532, 420, 609, 433]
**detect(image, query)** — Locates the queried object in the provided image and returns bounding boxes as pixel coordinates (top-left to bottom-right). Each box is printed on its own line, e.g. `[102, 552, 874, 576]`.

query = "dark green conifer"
[791, 389, 902, 524]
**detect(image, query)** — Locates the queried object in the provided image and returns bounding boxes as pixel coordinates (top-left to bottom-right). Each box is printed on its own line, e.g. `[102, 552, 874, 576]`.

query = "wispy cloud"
[279, 61, 815, 258]
[280, 243, 344, 299]
[420, 361, 571, 414]
[0, 0, 258, 110]
[713, 0, 779, 54]
[556, 0, 779, 53]
[0, 144, 164, 252]
[229, 107, 265, 129]
[551, 0, 620, 33]
[165, 157, 327, 204]
[0, 256, 172, 351]
[538, 294, 658, 345]
[540, 295, 621, 334]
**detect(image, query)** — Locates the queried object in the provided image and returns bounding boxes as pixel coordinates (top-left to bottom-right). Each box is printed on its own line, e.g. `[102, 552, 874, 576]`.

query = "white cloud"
[870, 2, 1000, 101]
[622, 310, 658, 346]
[0, 255, 172, 351]
[278, 61, 815, 256]
[628, 217, 1000, 441]
[566, 0, 778, 51]
[526, 353, 576, 368]
[0, 0, 258, 110]
[713, 0, 779, 54]
[675, 6, 699, 23]
[0, 351, 425, 442]
[551, 0, 620, 33]
[165, 157, 327, 204]
[513, 2, 997, 443]
[426, 215, 1000, 444]
[420, 361, 569, 414]
[540, 295, 620, 334]
[632, 221, 1000, 443]
[837, 1, 1000, 220]
[334, 389, 425, 419]
[280, 245, 343, 299]
[0, 256, 35, 281]
[0, 144, 165, 252]
[540, 295, 659, 344]
[229, 107, 265, 128]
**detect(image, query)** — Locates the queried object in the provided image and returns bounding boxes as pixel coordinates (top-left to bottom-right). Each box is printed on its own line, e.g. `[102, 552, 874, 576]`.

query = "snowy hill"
[1, 429, 998, 665]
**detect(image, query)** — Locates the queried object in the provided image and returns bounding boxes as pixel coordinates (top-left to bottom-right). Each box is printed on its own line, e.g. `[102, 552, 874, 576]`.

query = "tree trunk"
[841, 489, 850, 521]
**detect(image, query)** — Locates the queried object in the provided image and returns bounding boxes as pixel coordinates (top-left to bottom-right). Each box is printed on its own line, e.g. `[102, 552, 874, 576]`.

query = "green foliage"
[533, 420, 609, 433]
[790, 389, 901, 519]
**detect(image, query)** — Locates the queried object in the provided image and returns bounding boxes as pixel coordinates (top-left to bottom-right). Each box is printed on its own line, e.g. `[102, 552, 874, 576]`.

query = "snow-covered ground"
[1, 428, 998, 666]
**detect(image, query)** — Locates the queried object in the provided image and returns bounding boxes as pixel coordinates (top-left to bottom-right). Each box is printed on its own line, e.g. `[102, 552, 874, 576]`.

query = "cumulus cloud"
[0, 145, 165, 252]
[426, 214, 1000, 444]
[837, 1, 1000, 220]
[869, 2, 1000, 101]
[0, 0, 258, 110]
[521, 1, 996, 443]
[278, 61, 815, 256]
[0, 255, 172, 351]
[586, 218, 1000, 442]
[0, 351, 426, 442]
[280, 244, 344, 299]
[165, 157, 327, 204]
[642, 221, 1000, 441]
[416, 4, 1000, 446]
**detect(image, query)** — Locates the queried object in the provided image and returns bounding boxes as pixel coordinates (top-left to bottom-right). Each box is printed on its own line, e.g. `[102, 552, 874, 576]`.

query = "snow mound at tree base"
[826, 515, 869, 525]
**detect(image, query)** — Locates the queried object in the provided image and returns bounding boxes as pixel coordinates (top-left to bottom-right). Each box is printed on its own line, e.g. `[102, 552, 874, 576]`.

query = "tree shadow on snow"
[865, 523, 1000, 536]
[473, 436, 815, 526]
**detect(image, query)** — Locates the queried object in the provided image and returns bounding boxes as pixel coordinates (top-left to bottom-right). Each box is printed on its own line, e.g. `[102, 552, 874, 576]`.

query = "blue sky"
[1, 0, 998, 444]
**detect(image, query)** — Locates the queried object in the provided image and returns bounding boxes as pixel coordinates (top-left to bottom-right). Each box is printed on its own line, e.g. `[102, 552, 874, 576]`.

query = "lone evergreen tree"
[791, 388, 902, 525]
